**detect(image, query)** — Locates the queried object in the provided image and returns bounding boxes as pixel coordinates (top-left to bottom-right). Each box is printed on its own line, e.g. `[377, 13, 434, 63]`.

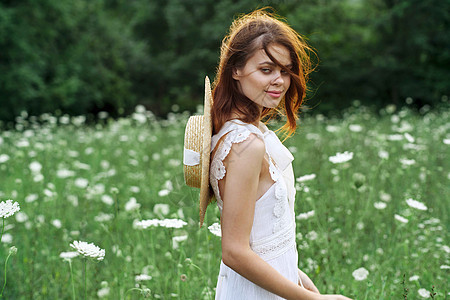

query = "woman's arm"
[298, 268, 320, 294]
[220, 135, 321, 300]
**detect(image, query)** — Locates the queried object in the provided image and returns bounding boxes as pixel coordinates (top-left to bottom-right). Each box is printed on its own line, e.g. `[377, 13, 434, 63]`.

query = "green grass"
[0, 104, 448, 299]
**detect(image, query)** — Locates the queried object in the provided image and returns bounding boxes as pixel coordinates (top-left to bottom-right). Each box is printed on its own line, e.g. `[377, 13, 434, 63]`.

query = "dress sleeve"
[209, 127, 264, 207]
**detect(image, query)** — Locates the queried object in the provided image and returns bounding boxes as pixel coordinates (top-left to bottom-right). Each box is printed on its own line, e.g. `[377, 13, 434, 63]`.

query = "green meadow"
[0, 103, 448, 299]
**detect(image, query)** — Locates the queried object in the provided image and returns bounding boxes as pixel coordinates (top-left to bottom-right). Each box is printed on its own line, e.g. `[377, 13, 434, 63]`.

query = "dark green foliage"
[286, 0, 450, 113]
[0, 0, 146, 121]
[0, 0, 448, 122]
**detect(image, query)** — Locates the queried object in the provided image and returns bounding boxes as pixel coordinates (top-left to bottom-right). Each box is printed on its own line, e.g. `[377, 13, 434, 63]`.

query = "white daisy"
[409, 275, 420, 281]
[70, 241, 105, 261]
[305, 231, 318, 241]
[44, 189, 54, 198]
[74, 161, 91, 170]
[59, 251, 80, 260]
[326, 125, 339, 132]
[296, 210, 315, 220]
[379, 191, 392, 202]
[158, 219, 187, 229]
[1, 233, 12, 243]
[306, 133, 320, 140]
[400, 158, 416, 166]
[133, 218, 187, 229]
[33, 174, 44, 182]
[132, 112, 147, 124]
[29, 161, 42, 173]
[296, 174, 316, 183]
[130, 186, 140, 193]
[378, 150, 389, 159]
[404, 133, 415, 143]
[133, 219, 160, 229]
[153, 203, 170, 216]
[101, 195, 114, 206]
[94, 213, 114, 222]
[9, 246, 17, 255]
[352, 267, 369, 281]
[97, 287, 110, 298]
[356, 222, 365, 230]
[164, 180, 174, 191]
[406, 198, 427, 211]
[374, 202, 387, 210]
[208, 223, 221, 237]
[57, 169, 75, 178]
[329, 151, 354, 164]
[0, 200, 20, 218]
[52, 219, 62, 228]
[172, 235, 188, 249]
[125, 197, 141, 211]
[84, 147, 94, 155]
[15, 211, 28, 223]
[349, 124, 363, 132]
[25, 194, 38, 203]
[74, 178, 89, 188]
[168, 159, 181, 167]
[395, 214, 409, 223]
[0, 154, 10, 163]
[135, 274, 153, 281]
[418, 288, 430, 298]
[158, 189, 170, 197]
[387, 134, 403, 141]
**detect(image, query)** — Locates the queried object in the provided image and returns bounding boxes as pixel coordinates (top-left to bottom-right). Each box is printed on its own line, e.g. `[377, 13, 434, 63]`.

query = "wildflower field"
[0, 103, 448, 299]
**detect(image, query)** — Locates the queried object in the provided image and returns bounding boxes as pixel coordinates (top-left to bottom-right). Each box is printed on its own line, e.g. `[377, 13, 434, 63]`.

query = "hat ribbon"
[183, 148, 200, 166]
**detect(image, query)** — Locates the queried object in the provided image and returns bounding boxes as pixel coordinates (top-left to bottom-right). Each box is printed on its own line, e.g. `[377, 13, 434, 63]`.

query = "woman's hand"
[321, 295, 352, 300]
[297, 269, 353, 300]
[298, 269, 320, 294]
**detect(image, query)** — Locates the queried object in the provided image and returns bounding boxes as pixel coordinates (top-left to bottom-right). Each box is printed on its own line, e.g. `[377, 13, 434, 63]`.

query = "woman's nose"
[271, 71, 284, 85]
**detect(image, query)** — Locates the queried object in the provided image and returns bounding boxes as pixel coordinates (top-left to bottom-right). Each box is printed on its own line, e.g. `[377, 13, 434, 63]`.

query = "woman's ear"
[232, 68, 240, 81]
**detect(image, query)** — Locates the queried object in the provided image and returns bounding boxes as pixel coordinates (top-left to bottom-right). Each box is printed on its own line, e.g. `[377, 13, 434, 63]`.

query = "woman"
[209, 9, 352, 300]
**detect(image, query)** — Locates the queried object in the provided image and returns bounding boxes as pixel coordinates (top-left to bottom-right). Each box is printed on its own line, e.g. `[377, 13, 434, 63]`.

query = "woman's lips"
[266, 91, 282, 98]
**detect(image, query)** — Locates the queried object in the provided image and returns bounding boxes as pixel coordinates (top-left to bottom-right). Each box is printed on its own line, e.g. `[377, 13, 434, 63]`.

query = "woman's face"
[233, 43, 292, 112]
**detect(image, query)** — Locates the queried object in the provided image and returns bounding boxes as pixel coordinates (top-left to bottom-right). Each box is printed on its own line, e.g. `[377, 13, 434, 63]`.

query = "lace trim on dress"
[210, 125, 263, 208]
[273, 175, 290, 233]
[250, 221, 296, 261]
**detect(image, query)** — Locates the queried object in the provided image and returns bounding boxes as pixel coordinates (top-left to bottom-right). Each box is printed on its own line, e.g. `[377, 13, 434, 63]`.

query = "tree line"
[0, 0, 448, 123]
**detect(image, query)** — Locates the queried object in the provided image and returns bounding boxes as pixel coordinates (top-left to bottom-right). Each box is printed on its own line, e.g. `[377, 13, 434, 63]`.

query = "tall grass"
[0, 103, 448, 299]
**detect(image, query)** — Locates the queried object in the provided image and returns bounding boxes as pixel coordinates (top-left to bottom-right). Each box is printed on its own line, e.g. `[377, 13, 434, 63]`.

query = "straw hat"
[183, 76, 214, 227]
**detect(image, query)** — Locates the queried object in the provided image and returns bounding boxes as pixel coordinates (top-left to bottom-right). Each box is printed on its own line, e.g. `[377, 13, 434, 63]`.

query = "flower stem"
[0, 250, 12, 297]
[83, 258, 87, 300]
[0, 219, 4, 245]
[68, 259, 76, 300]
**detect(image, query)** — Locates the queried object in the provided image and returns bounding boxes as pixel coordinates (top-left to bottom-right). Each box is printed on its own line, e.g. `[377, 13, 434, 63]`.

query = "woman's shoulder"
[212, 119, 264, 150]
[219, 119, 264, 138]
[211, 123, 266, 169]
[223, 131, 265, 169]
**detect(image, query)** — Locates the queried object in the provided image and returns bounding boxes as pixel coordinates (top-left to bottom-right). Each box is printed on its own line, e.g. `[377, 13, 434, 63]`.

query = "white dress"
[210, 119, 303, 300]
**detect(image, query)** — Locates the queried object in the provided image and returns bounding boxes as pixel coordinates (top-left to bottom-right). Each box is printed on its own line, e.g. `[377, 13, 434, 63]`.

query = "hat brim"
[199, 76, 213, 227]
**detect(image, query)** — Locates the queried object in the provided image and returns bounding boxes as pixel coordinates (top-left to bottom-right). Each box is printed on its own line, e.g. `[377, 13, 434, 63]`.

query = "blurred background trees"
[0, 0, 448, 123]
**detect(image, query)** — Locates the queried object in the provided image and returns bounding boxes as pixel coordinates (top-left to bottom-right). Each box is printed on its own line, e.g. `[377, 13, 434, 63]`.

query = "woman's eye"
[261, 68, 271, 74]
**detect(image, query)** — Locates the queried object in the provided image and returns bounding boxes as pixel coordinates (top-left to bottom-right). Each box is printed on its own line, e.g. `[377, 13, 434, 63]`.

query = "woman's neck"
[229, 112, 261, 128]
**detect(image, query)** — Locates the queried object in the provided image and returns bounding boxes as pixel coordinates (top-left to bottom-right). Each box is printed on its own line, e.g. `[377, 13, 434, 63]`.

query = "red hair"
[212, 8, 315, 140]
